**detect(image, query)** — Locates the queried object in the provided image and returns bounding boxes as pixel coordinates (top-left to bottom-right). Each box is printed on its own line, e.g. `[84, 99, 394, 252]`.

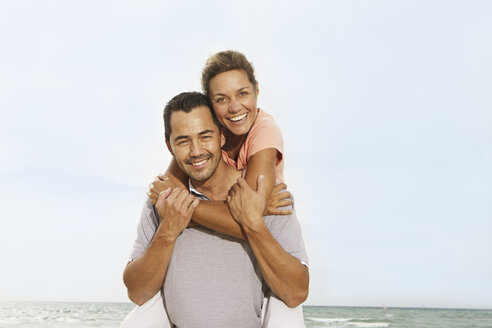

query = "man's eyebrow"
[199, 129, 215, 135]
[173, 135, 189, 142]
[173, 130, 214, 142]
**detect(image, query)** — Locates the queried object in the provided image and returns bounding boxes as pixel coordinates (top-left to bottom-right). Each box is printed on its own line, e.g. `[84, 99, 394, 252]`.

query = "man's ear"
[165, 139, 174, 156]
[220, 133, 226, 148]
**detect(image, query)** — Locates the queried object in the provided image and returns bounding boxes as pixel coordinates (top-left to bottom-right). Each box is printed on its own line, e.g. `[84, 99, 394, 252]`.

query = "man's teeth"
[191, 159, 208, 166]
[229, 113, 247, 122]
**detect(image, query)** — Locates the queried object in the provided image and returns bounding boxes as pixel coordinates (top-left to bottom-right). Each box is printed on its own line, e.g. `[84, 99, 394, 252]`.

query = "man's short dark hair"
[163, 92, 220, 141]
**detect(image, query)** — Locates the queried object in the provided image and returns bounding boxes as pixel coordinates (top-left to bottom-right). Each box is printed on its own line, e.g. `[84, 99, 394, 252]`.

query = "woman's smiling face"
[208, 69, 259, 136]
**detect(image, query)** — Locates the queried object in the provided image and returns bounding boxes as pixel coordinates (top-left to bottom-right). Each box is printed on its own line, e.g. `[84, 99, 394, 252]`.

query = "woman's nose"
[228, 98, 241, 113]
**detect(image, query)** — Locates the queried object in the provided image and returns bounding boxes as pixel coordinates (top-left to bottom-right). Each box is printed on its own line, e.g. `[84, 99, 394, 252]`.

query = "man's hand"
[124, 187, 198, 306]
[227, 176, 309, 307]
[155, 188, 199, 241]
[264, 182, 293, 216]
[148, 175, 176, 205]
[226, 175, 266, 228]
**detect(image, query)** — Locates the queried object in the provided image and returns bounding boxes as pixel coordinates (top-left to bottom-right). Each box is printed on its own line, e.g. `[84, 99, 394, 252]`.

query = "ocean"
[1, 302, 491, 328]
[303, 306, 492, 328]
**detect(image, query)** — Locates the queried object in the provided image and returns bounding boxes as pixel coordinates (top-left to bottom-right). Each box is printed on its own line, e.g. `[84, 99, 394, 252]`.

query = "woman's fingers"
[270, 191, 292, 202]
[187, 197, 200, 213]
[271, 182, 287, 194]
[266, 207, 293, 216]
[272, 199, 293, 207]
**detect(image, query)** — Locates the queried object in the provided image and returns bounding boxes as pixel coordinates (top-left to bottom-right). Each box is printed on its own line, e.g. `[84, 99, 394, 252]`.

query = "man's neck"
[191, 160, 241, 201]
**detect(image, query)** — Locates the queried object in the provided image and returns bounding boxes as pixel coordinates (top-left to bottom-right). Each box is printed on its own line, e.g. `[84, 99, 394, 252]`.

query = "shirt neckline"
[188, 180, 210, 200]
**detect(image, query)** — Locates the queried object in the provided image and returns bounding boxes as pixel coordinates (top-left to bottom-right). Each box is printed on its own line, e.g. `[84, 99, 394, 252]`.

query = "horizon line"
[1, 299, 491, 311]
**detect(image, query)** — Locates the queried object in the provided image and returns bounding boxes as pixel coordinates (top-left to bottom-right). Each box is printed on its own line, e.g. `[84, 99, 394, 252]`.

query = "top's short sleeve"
[263, 201, 309, 266]
[128, 198, 159, 260]
[236, 109, 285, 181]
[245, 111, 283, 161]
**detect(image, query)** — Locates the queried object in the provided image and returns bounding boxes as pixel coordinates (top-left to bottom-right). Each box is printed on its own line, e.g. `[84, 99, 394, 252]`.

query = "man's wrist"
[242, 215, 266, 235]
[154, 227, 179, 245]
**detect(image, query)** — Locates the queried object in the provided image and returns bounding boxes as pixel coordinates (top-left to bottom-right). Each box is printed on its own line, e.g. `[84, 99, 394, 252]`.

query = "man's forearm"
[243, 218, 309, 308]
[123, 234, 176, 306]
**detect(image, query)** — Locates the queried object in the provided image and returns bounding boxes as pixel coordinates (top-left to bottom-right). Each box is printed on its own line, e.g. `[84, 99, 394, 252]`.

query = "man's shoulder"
[262, 193, 309, 264]
[139, 197, 159, 227]
[263, 203, 298, 234]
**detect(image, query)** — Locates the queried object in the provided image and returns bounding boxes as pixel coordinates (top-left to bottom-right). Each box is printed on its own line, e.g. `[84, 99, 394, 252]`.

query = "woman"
[150, 50, 292, 232]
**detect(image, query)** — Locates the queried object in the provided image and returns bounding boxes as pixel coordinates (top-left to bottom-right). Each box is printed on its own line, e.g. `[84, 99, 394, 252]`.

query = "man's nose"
[189, 140, 203, 157]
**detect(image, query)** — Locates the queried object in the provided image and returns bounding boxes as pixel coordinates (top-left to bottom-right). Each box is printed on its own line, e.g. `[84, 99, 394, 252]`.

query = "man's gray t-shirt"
[129, 190, 308, 328]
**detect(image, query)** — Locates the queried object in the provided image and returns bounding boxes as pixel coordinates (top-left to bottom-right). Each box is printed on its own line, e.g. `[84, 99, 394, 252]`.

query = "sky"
[0, 0, 491, 309]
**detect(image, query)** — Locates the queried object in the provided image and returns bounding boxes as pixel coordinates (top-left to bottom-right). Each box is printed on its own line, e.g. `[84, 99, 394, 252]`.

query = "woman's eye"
[239, 91, 248, 96]
[216, 97, 225, 103]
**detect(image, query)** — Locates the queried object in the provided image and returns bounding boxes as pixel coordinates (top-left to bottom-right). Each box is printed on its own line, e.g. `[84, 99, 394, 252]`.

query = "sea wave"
[307, 317, 353, 323]
[306, 317, 390, 328]
[348, 323, 390, 328]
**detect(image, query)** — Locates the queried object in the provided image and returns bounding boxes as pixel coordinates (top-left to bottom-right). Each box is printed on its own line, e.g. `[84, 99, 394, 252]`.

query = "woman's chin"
[225, 118, 255, 136]
[227, 125, 251, 136]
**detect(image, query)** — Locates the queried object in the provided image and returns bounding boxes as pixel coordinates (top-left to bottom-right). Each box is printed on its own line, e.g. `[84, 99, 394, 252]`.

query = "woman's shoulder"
[250, 108, 281, 135]
[255, 108, 278, 125]
[243, 108, 284, 155]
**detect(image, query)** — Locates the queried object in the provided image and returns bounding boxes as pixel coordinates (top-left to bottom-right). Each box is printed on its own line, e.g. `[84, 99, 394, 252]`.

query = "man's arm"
[191, 148, 288, 239]
[123, 188, 199, 305]
[227, 176, 309, 308]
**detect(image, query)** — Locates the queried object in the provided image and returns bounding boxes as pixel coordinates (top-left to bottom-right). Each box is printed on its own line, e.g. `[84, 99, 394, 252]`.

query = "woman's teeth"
[229, 113, 247, 122]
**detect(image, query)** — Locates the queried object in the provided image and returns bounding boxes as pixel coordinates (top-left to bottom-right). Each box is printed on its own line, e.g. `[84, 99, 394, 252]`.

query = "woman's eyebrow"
[213, 86, 251, 97]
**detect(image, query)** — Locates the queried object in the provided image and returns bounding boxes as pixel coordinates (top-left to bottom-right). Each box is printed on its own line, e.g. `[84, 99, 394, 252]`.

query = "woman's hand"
[148, 175, 176, 205]
[264, 182, 293, 216]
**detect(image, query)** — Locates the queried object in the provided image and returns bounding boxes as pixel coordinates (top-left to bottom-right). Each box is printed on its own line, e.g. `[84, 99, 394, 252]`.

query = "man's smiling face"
[167, 105, 222, 183]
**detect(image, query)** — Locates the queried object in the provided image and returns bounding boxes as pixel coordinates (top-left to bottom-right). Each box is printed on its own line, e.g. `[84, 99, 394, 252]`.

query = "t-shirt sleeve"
[263, 200, 309, 266]
[129, 198, 160, 261]
[246, 113, 284, 164]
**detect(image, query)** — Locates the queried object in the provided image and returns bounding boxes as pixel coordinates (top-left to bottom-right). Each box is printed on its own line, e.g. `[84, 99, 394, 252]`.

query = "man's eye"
[177, 140, 188, 146]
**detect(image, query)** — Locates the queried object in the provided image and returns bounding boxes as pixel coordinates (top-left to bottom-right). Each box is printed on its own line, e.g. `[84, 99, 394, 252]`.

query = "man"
[123, 92, 308, 327]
